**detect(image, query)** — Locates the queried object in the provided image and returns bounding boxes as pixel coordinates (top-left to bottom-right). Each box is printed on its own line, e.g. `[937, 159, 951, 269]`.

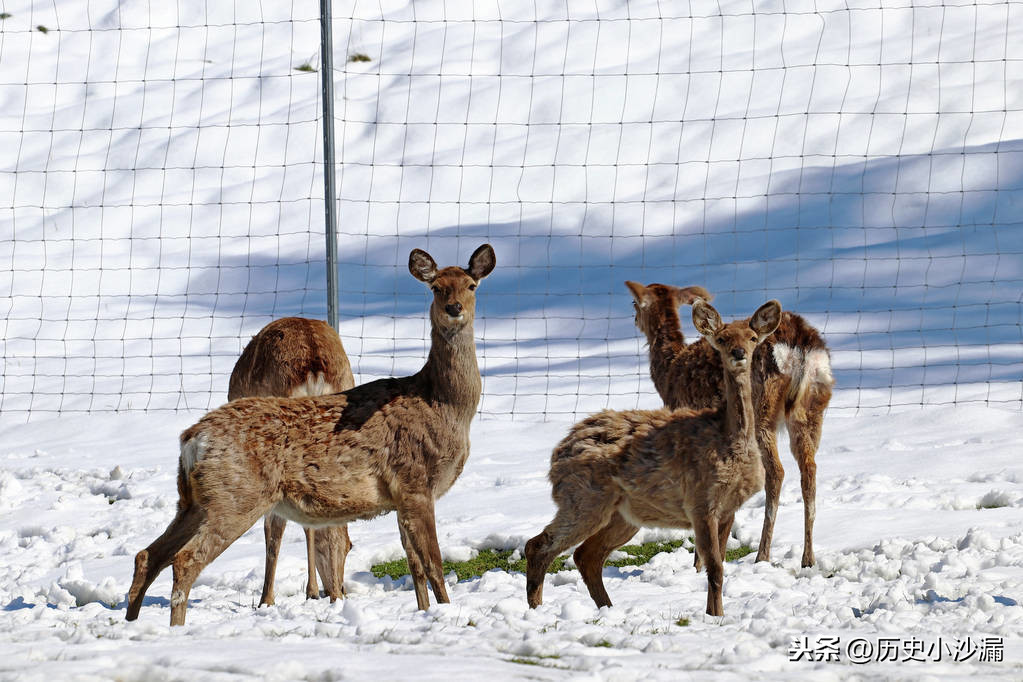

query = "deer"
[525, 299, 781, 617]
[625, 281, 834, 568]
[228, 316, 355, 607]
[126, 244, 496, 625]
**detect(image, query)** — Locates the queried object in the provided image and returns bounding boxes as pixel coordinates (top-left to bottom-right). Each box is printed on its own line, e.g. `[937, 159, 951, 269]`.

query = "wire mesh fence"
[2, 0, 1021, 424]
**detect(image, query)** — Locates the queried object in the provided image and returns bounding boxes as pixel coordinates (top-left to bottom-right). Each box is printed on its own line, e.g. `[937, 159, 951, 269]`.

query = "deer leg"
[756, 430, 783, 563]
[693, 515, 723, 617]
[397, 520, 431, 610]
[303, 527, 321, 599]
[259, 514, 286, 606]
[572, 512, 639, 608]
[789, 419, 822, 568]
[169, 507, 264, 626]
[314, 525, 350, 602]
[126, 505, 202, 621]
[718, 511, 735, 561]
[525, 501, 615, 608]
[396, 496, 449, 609]
[696, 510, 735, 572]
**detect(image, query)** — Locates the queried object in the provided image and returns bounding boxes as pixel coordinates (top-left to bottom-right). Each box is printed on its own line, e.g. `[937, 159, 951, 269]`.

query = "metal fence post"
[320, 0, 339, 331]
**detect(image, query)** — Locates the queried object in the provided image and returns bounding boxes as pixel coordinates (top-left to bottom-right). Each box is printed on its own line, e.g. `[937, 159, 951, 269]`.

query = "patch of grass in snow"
[348, 53, 371, 62]
[370, 541, 753, 581]
[295, 62, 316, 72]
[675, 616, 690, 627]
[976, 490, 1012, 509]
[725, 545, 754, 561]
[507, 654, 562, 667]
[508, 657, 541, 666]
[371, 549, 567, 581]
[607, 538, 753, 567]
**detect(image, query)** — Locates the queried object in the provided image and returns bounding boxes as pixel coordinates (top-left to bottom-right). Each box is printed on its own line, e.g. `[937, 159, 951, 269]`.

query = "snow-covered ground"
[0, 405, 1021, 679]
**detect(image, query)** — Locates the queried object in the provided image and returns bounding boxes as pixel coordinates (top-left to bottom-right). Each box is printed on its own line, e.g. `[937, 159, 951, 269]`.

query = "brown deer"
[525, 299, 781, 617]
[126, 244, 495, 625]
[625, 281, 833, 568]
[228, 316, 355, 607]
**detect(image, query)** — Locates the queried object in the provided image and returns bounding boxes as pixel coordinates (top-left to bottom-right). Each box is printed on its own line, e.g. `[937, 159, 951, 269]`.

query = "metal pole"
[320, 0, 339, 331]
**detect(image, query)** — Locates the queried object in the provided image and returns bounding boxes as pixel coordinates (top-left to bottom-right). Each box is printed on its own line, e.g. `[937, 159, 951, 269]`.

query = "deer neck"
[646, 309, 686, 397]
[421, 323, 482, 418]
[722, 366, 756, 444]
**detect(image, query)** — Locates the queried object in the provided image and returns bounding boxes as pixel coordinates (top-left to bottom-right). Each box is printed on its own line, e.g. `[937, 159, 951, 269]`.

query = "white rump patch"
[773, 344, 835, 406]
[773, 344, 834, 388]
[772, 343, 800, 377]
[180, 432, 208, 475]
[804, 348, 834, 386]
[289, 372, 334, 398]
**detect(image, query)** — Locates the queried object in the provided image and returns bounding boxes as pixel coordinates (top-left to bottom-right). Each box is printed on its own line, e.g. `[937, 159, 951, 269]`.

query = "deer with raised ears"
[228, 316, 355, 607]
[525, 300, 781, 617]
[126, 244, 495, 625]
[625, 281, 834, 568]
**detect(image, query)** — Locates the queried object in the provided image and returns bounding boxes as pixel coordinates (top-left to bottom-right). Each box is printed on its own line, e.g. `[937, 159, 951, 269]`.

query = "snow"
[0, 406, 1021, 679]
[1, 0, 1022, 678]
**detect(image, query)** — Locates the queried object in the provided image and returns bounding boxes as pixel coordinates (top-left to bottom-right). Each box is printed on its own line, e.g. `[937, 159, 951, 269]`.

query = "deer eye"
[716, 337, 725, 345]
[430, 285, 439, 293]
[468, 283, 476, 291]
[751, 336, 758, 343]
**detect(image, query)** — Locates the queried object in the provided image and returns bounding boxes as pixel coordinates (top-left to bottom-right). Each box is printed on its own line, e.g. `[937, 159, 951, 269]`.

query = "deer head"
[410, 244, 496, 334]
[692, 299, 781, 373]
[625, 281, 713, 338]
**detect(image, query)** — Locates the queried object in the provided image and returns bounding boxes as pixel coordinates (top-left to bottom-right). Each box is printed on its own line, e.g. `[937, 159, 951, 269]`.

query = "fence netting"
[2, 0, 1021, 424]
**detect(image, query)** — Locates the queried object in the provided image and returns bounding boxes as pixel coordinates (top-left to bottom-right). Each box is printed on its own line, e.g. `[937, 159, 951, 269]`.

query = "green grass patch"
[507, 657, 541, 666]
[294, 62, 316, 73]
[371, 548, 567, 581]
[370, 540, 753, 582]
[348, 52, 372, 62]
[725, 544, 755, 562]
[1, 13, 13, 20]
[606, 539, 689, 567]
[675, 616, 690, 627]
[507, 654, 561, 667]
[606, 538, 753, 567]
[976, 491, 1011, 509]
[36, 25, 49, 33]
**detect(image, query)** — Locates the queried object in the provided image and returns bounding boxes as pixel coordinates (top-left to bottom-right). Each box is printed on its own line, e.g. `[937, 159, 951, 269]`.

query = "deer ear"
[750, 300, 782, 337]
[409, 249, 439, 283]
[692, 300, 722, 336]
[625, 281, 649, 307]
[467, 244, 496, 281]
[671, 285, 713, 307]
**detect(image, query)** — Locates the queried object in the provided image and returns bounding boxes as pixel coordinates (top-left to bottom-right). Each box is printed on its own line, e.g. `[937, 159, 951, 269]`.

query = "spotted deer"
[626, 281, 834, 567]
[526, 300, 782, 616]
[126, 244, 495, 625]
[228, 316, 355, 606]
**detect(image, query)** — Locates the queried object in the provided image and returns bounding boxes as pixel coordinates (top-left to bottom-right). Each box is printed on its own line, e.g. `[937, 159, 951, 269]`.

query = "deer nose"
[445, 302, 463, 317]
[731, 348, 746, 361]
